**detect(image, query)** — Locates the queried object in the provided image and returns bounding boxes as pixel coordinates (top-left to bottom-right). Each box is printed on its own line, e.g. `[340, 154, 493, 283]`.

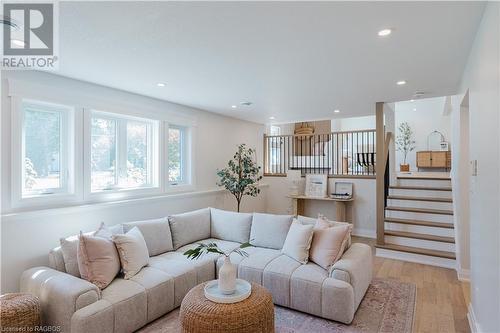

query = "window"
[168, 126, 187, 185]
[90, 112, 157, 192]
[270, 125, 281, 136]
[21, 100, 72, 197]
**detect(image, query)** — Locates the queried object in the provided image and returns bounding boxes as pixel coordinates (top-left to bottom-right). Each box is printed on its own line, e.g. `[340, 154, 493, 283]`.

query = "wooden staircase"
[376, 174, 456, 268]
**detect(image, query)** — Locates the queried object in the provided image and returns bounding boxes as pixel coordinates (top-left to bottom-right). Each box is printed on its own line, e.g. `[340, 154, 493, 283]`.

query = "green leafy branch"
[183, 241, 253, 260]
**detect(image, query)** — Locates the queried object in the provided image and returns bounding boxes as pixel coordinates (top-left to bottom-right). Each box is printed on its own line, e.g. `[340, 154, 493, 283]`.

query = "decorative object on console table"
[331, 181, 353, 200]
[183, 241, 253, 295]
[395, 122, 415, 172]
[304, 174, 328, 198]
[0, 293, 41, 331]
[216, 144, 262, 212]
[287, 170, 303, 196]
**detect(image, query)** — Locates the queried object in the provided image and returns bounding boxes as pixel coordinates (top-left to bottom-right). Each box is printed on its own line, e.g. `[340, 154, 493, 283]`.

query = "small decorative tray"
[204, 279, 252, 304]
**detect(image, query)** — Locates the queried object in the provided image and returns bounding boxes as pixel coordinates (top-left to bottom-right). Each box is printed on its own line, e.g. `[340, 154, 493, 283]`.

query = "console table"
[288, 195, 353, 222]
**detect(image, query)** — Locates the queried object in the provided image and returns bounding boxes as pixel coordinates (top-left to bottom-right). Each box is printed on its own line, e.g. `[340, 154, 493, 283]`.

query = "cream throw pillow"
[77, 231, 120, 290]
[309, 222, 350, 270]
[281, 221, 314, 264]
[112, 227, 149, 279]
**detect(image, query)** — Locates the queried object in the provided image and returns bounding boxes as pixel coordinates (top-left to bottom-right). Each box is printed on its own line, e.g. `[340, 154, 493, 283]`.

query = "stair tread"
[387, 195, 453, 203]
[384, 230, 455, 243]
[386, 206, 453, 215]
[397, 176, 451, 180]
[375, 243, 456, 259]
[385, 217, 454, 229]
[390, 185, 452, 191]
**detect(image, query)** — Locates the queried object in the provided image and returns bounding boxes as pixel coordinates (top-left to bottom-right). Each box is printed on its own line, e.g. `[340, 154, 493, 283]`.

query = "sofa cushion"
[112, 227, 150, 279]
[298, 214, 352, 248]
[281, 221, 314, 264]
[59, 232, 92, 277]
[101, 278, 147, 332]
[210, 208, 253, 243]
[168, 208, 211, 250]
[129, 267, 175, 321]
[122, 218, 173, 256]
[262, 255, 301, 307]
[310, 224, 350, 270]
[148, 256, 200, 307]
[250, 213, 293, 249]
[290, 262, 328, 317]
[234, 247, 282, 284]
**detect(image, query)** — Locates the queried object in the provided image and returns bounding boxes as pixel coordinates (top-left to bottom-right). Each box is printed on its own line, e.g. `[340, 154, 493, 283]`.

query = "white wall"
[458, 3, 500, 332]
[265, 176, 376, 238]
[0, 71, 267, 293]
[394, 96, 451, 170]
[332, 115, 376, 132]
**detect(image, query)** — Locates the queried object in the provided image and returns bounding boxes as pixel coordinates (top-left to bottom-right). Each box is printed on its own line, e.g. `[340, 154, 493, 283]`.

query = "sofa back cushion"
[112, 227, 150, 279]
[122, 218, 173, 256]
[281, 220, 314, 264]
[168, 208, 211, 250]
[250, 213, 293, 249]
[210, 208, 252, 243]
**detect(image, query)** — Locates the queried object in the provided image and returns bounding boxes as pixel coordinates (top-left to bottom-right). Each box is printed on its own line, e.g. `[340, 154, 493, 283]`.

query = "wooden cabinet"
[416, 151, 451, 170]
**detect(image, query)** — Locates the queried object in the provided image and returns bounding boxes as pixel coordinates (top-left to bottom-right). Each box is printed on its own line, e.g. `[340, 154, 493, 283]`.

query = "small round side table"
[179, 282, 274, 333]
[0, 293, 41, 331]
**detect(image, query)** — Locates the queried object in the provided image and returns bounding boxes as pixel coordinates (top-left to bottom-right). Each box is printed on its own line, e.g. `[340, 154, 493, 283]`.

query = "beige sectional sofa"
[20, 208, 372, 332]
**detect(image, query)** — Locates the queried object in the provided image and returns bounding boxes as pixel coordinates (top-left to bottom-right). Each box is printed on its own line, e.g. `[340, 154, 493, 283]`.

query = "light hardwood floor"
[354, 236, 471, 333]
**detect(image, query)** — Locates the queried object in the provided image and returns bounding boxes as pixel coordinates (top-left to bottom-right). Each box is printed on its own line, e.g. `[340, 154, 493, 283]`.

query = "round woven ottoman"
[180, 282, 274, 333]
[0, 293, 41, 331]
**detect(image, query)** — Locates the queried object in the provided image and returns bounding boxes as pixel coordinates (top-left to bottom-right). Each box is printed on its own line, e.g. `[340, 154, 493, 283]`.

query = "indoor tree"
[396, 122, 416, 169]
[216, 144, 262, 212]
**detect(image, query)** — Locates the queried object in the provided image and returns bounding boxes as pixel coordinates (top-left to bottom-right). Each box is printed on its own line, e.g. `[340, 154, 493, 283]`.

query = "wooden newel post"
[375, 102, 385, 245]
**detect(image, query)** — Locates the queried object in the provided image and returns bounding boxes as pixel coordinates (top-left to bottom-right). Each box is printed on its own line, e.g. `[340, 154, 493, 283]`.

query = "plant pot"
[400, 164, 410, 172]
[218, 256, 237, 295]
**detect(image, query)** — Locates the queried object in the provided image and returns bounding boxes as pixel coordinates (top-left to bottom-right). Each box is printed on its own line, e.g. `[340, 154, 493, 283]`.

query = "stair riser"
[385, 210, 454, 223]
[385, 222, 455, 237]
[376, 248, 456, 269]
[389, 188, 452, 199]
[398, 179, 451, 187]
[387, 199, 453, 211]
[385, 235, 455, 252]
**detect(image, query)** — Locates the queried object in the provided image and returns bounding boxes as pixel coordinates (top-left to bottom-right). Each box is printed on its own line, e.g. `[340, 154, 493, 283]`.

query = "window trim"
[11, 97, 79, 209]
[84, 109, 162, 201]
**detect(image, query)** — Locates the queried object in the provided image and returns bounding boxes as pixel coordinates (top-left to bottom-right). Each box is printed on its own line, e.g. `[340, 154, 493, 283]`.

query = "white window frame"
[11, 97, 79, 209]
[84, 109, 161, 201]
[165, 123, 194, 192]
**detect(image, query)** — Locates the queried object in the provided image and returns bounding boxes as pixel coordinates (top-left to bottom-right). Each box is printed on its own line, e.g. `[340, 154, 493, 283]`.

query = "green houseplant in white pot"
[184, 242, 252, 294]
[396, 122, 416, 172]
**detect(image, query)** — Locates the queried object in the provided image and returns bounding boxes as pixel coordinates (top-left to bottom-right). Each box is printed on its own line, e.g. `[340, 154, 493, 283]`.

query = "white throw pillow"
[281, 221, 314, 264]
[210, 208, 253, 243]
[250, 213, 294, 249]
[112, 227, 149, 279]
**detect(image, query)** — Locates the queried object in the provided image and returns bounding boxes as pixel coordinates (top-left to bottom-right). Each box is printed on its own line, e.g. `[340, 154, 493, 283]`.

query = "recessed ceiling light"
[334, 109, 340, 113]
[410, 99, 415, 102]
[269, 116, 275, 120]
[413, 108, 417, 111]
[11, 39, 25, 47]
[397, 80, 407, 85]
[156, 82, 166, 87]
[231, 105, 237, 109]
[378, 29, 392, 37]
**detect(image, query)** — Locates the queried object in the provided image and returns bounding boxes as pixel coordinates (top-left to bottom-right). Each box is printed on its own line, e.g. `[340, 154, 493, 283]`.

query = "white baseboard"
[468, 303, 481, 333]
[458, 268, 470, 282]
[352, 228, 376, 239]
[375, 247, 456, 269]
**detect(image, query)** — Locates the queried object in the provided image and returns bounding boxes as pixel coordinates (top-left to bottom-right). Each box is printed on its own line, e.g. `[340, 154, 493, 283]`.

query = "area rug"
[138, 278, 416, 333]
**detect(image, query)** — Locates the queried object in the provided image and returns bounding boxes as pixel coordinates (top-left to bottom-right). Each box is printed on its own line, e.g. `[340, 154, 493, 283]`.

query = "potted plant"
[396, 122, 416, 172]
[184, 242, 252, 294]
[216, 144, 262, 212]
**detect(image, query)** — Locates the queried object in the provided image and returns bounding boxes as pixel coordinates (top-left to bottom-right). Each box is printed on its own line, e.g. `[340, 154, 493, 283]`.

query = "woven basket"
[0, 293, 41, 330]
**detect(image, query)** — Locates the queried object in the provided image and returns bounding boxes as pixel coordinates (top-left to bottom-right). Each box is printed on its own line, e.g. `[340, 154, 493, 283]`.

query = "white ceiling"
[56, 1, 484, 124]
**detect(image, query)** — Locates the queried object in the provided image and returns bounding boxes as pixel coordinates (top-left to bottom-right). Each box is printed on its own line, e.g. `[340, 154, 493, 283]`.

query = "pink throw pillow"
[77, 231, 120, 290]
[309, 222, 350, 270]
